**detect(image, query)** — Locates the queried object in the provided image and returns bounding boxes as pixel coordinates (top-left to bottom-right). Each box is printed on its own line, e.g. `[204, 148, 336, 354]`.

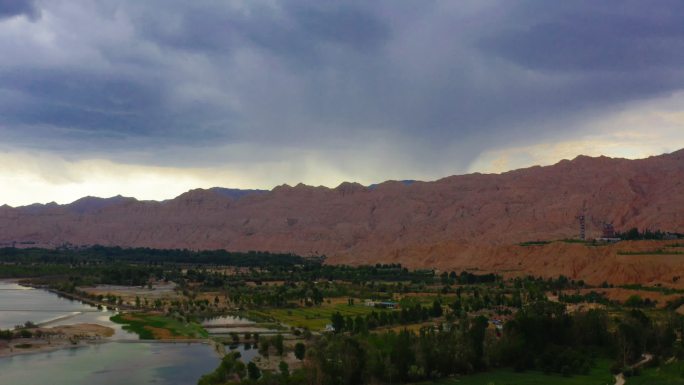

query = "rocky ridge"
[2, 150, 684, 285]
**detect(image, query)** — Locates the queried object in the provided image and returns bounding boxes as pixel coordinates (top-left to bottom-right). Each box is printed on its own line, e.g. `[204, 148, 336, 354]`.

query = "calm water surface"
[226, 342, 260, 363]
[202, 314, 255, 326]
[0, 342, 220, 385]
[202, 315, 279, 334]
[0, 281, 94, 329]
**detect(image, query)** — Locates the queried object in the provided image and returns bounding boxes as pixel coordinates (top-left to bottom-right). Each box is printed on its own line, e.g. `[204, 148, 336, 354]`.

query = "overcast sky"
[1, 0, 684, 206]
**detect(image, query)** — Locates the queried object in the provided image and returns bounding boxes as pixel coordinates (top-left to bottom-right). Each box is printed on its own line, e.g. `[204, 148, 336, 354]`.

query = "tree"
[247, 362, 261, 380]
[331, 312, 345, 333]
[345, 316, 354, 333]
[354, 315, 367, 335]
[198, 352, 243, 385]
[431, 300, 443, 318]
[234, 361, 246, 379]
[469, 315, 489, 369]
[625, 295, 645, 308]
[274, 334, 285, 356]
[451, 299, 462, 313]
[312, 287, 324, 305]
[279, 361, 290, 377]
[312, 334, 365, 385]
[294, 342, 306, 360]
[440, 271, 449, 285]
[259, 338, 270, 357]
[0, 329, 12, 340]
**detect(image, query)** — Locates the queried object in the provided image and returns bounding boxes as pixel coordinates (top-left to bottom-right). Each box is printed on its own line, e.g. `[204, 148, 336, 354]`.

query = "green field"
[626, 361, 684, 384]
[111, 313, 208, 339]
[617, 250, 684, 256]
[249, 303, 384, 330]
[518, 241, 552, 246]
[427, 360, 614, 385]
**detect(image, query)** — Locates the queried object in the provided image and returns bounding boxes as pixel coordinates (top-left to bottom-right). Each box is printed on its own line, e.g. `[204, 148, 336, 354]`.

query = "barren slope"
[1, 150, 684, 285]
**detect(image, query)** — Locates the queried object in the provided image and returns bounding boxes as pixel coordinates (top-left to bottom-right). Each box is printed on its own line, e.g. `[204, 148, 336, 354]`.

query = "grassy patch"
[425, 359, 614, 385]
[110, 313, 208, 340]
[620, 284, 684, 295]
[518, 241, 552, 247]
[561, 239, 591, 244]
[618, 250, 684, 256]
[627, 361, 684, 384]
[249, 303, 384, 330]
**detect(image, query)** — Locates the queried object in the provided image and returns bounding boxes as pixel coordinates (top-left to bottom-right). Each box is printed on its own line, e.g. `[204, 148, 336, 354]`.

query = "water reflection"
[0, 281, 94, 329]
[0, 342, 220, 385]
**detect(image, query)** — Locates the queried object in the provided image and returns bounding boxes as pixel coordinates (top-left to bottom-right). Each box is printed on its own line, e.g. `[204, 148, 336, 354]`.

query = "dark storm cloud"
[0, 68, 234, 148]
[141, 1, 389, 58]
[2, 0, 684, 172]
[0, 0, 39, 20]
[466, 0, 684, 145]
[481, 1, 684, 72]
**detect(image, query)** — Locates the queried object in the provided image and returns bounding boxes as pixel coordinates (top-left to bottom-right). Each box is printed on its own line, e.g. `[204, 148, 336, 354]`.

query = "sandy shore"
[0, 339, 96, 358]
[0, 323, 114, 358]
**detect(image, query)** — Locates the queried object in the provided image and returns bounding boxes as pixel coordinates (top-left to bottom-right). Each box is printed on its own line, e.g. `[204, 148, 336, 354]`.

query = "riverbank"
[0, 323, 114, 358]
[0, 335, 223, 359]
[45, 287, 138, 311]
[0, 338, 94, 358]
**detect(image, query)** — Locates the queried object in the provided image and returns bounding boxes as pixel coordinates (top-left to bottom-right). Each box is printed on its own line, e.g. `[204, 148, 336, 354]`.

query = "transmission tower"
[576, 203, 587, 241]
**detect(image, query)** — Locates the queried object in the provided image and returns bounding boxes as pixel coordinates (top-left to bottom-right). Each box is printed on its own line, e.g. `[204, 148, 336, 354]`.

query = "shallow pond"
[202, 314, 280, 334]
[225, 342, 261, 363]
[202, 314, 255, 326]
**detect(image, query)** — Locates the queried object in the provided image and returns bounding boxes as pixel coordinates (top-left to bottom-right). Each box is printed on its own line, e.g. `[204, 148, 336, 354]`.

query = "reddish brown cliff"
[1, 150, 684, 285]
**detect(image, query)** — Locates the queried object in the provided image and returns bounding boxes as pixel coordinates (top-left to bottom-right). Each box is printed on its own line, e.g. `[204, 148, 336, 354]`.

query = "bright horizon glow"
[2, 145, 681, 207]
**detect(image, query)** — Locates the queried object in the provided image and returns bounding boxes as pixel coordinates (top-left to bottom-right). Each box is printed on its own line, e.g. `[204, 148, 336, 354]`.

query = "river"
[0, 342, 220, 385]
[0, 281, 220, 384]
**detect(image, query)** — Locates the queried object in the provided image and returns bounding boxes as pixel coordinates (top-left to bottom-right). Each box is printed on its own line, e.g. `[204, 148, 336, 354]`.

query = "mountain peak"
[68, 195, 135, 214]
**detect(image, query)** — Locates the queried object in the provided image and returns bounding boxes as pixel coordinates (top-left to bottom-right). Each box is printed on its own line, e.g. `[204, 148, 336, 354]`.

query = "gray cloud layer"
[0, 0, 39, 20]
[1, 0, 684, 178]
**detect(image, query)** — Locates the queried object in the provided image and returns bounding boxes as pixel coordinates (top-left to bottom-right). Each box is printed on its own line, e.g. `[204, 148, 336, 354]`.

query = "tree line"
[304, 302, 680, 385]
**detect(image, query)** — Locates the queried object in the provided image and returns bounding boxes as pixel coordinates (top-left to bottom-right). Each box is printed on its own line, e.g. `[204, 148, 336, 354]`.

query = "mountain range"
[2, 149, 684, 285]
